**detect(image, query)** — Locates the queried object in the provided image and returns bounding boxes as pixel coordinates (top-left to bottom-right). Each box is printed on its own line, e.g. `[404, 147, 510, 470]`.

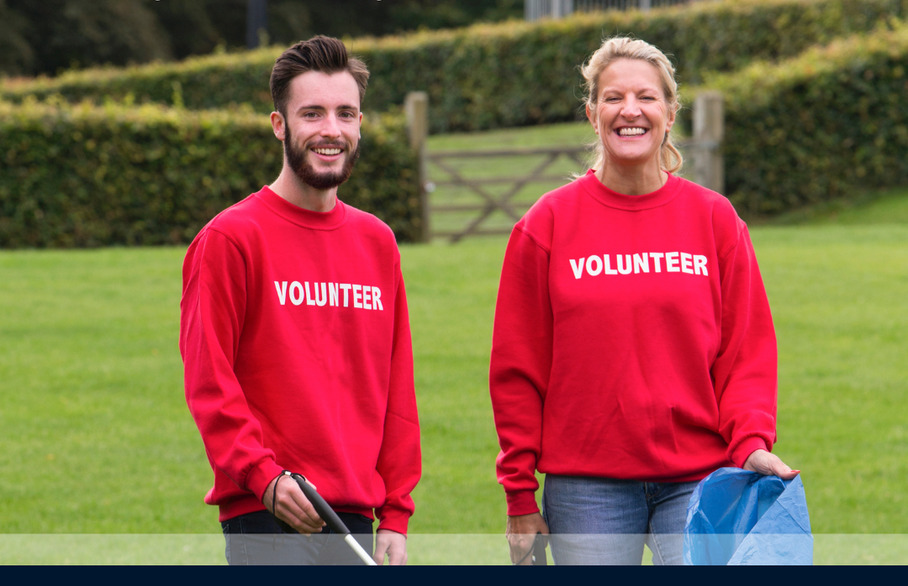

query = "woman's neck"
[595, 162, 667, 196]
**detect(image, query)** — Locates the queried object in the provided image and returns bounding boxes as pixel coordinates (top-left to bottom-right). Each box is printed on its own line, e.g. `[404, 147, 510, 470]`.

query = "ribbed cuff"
[730, 436, 772, 469]
[505, 490, 540, 517]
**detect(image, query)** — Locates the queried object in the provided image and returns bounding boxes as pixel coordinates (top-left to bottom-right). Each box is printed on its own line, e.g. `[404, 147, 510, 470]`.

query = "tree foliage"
[0, 0, 523, 77]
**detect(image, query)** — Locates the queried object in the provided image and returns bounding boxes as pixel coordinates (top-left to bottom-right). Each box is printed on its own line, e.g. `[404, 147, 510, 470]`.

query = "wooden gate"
[426, 146, 588, 242]
[405, 91, 723, 243]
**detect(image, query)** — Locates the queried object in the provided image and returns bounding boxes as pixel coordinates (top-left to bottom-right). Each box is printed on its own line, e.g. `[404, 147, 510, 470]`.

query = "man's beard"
[284, 125, 360, 190]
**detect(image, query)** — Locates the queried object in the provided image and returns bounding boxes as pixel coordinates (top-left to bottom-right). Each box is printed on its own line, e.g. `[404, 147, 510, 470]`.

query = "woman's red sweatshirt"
[490, 171, 778, 516]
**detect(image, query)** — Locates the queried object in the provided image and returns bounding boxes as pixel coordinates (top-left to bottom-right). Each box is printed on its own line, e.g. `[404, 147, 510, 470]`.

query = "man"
[179, 36, 421, 565]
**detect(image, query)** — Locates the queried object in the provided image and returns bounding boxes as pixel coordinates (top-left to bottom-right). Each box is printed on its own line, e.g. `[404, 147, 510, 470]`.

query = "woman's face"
[586, 58, 675, 169]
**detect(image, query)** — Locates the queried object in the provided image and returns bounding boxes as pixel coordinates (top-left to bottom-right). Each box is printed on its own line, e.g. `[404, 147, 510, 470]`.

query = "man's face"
[277, 70, 362, 190]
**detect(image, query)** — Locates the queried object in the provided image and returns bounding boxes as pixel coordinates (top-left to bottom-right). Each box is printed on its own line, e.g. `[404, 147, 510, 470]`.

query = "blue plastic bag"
[683, 467, 813, 565]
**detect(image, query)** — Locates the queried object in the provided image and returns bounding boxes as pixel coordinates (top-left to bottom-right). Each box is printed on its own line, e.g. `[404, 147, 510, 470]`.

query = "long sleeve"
[489, 224, 554, 516]
[179, 228, 283, 502]
[712, 221, 779, 467]
[374, 269, 421, 534]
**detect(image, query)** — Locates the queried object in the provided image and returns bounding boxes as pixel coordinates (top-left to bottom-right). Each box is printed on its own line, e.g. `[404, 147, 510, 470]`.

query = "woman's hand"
[506, 513, 549, 565]
[743, 449, 800, 480]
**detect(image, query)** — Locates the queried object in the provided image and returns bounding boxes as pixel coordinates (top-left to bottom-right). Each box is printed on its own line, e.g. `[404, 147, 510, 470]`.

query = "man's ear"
[270, 111, 285, 141]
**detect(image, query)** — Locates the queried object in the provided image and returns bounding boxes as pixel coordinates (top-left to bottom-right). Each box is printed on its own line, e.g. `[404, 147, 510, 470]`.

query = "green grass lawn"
[1, 122, 906, 564]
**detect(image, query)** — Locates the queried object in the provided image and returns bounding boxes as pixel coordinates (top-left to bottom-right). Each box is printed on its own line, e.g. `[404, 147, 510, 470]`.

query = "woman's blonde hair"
[581, 36, 683, 174]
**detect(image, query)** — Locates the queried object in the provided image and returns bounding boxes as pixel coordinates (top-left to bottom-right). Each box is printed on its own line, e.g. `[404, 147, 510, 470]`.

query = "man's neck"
[269, 170, 337, 213]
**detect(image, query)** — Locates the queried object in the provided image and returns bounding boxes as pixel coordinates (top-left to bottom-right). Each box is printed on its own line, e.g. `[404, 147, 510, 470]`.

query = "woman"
[488, 37, 798, 565]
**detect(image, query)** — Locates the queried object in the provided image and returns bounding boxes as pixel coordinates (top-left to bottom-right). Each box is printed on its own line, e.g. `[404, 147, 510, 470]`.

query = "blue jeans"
[221, 510, 374, 565]
[542, 475, 697, 565]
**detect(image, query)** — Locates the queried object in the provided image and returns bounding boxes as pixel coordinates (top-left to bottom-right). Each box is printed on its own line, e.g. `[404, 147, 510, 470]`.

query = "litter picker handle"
[290, 472, 378, 566]
[290, 473, 350, 535]
[533, 532, 547, 566]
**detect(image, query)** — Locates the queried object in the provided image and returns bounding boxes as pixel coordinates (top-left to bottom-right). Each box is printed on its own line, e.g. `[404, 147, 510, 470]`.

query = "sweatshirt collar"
[580, 169, 681, 211]
[256, 185, 347, 230]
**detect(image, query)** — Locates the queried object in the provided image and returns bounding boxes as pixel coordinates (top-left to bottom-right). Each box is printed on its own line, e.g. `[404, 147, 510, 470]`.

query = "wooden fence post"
[692, 91, 724, 195]
[405, 91, 431, 243]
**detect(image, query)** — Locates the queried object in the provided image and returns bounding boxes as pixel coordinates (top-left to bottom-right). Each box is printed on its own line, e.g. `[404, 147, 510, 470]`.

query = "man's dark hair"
[270, 35, 370, 117]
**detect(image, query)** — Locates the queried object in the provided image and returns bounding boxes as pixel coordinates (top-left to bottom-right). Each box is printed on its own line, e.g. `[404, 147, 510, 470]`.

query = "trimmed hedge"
[2, 0, 905, 133]
[3, 0, 907, 248]
[0, 99, 421, 248]
[692, 21, 908, 216]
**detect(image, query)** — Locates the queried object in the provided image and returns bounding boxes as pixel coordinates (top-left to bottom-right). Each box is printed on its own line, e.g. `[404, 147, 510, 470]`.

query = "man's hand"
[506, 512, 549, 565]
[744, 449, 800, 480]
[373, 529, 407, 565]
[262, 473, 326, 534]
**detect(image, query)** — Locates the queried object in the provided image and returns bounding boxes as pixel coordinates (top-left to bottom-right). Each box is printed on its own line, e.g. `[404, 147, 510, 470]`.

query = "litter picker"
[289, 472, 378, 566]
